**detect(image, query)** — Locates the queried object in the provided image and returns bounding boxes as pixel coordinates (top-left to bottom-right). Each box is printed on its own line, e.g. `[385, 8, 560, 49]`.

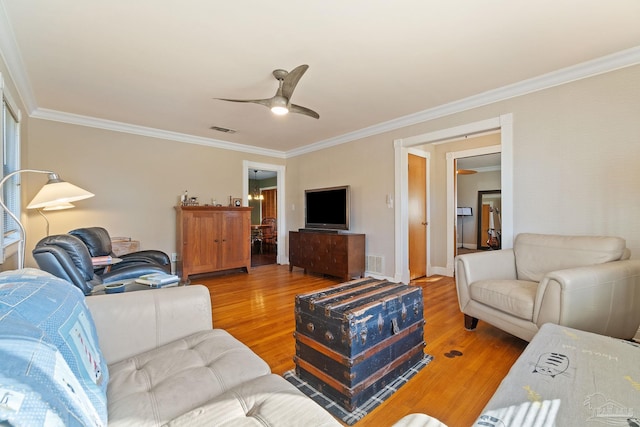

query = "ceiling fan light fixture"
[214, 65, 319, 119]
[270, 96, 289, 115]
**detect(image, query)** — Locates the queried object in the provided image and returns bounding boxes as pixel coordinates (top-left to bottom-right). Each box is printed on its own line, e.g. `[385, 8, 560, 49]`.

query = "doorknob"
[421, 222, 428, 226]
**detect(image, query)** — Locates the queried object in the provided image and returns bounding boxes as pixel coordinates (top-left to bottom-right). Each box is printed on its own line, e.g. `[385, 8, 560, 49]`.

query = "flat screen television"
[304, 185, 350, 230]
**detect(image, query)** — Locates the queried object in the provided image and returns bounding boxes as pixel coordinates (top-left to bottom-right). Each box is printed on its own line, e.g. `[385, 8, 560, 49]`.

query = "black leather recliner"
[68, 226, 170, 273]
[33, 234, 168, 295]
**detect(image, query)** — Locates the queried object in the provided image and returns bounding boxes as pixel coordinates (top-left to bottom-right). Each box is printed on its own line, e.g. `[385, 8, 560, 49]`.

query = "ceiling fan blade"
[289, 103, 320, 119]
[282, 65, 309, 100]
[214, 98, 272, 108]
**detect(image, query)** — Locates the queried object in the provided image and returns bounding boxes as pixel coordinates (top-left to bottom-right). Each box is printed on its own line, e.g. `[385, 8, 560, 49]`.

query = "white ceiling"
[1, 1, 639, 157]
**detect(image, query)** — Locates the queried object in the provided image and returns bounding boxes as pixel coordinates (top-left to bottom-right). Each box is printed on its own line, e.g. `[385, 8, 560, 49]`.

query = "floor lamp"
[35, 202, 76, 237]
[456, 207, 473, 249]
[0, 169, 94, 269]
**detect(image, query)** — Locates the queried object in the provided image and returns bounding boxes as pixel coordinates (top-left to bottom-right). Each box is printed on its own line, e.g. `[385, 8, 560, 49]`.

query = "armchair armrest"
[455, 249, 517, 312]
[535, 259, 640, 339]
[86, 285, 212, 365]
[120, 250, 171, 270]
[456, 249, 517, 284]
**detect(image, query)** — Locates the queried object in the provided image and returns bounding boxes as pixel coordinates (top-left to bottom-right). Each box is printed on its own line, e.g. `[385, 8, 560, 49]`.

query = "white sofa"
[0, 269, 340, 426]
[455, 233, 640, 341]
[0, 268, 441, 426]
[87, 283, 344, 426]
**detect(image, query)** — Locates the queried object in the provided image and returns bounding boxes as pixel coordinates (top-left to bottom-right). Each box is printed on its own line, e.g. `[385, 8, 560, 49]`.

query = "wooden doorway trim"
[394, 113, 513, 281]
[242, 161, 285, 264]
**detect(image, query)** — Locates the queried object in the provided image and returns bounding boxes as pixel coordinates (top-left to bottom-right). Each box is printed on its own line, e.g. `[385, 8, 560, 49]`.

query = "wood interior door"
[408, 154, 427, 280]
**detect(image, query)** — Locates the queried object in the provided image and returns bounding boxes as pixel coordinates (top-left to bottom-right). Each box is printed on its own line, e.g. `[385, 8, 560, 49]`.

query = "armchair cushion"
[514, 233, 626, 281]
[469, 279, 537, 321]
[69, 227, 112, 258]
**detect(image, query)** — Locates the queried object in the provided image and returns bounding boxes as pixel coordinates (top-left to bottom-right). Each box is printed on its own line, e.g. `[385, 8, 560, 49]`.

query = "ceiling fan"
[214, 64, 319, 119]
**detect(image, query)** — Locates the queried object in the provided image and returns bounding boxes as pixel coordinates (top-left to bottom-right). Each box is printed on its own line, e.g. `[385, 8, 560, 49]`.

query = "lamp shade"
[0, 169, 94, 269]
[27, 177, 94, 209]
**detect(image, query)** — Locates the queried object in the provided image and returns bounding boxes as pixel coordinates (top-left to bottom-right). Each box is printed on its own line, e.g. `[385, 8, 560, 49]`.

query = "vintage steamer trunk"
[294, 278, 425, 411]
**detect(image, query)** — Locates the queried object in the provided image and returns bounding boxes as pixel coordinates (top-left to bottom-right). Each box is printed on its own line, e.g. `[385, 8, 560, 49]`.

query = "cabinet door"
[306, 233, 328, 272]
[184, 210, 221, 273]
[289, 232, 301, 266]
[220, 210, 250, 269]
[330, 235, 348, 274]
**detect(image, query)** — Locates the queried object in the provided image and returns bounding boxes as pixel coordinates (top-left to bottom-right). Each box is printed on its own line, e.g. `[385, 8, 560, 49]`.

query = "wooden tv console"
[289, 230, 365, 281]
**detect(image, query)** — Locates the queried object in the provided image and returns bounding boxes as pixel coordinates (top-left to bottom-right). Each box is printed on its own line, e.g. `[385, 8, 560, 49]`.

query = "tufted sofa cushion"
[164, 374, 341, 427]
[106, 329, 272, 427]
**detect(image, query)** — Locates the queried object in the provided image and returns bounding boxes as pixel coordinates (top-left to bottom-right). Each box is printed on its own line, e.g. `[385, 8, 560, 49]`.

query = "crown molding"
[31, 108, 288, 158]
[286, 45, 640, 158]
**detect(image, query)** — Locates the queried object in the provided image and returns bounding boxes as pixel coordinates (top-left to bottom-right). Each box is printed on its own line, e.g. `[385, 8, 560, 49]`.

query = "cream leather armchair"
[455, 233, 640, 341]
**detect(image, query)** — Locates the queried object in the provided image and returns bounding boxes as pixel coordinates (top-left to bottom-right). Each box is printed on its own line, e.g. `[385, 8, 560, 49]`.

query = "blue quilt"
[0, 269, 108, 426]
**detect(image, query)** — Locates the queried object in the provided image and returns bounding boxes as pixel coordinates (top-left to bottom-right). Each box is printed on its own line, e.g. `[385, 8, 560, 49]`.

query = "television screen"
[305, 186, 350, 230]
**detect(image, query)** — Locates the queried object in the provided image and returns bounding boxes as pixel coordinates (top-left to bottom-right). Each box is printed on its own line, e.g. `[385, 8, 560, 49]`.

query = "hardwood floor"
[196, 265, 527, 427]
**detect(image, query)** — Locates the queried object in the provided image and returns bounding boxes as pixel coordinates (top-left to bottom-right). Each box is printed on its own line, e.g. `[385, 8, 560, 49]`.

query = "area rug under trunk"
[283, 354, 433, 425]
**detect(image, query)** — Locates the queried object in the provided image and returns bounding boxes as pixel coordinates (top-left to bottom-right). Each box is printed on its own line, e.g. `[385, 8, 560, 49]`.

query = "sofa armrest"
[455, 250, 517, 311]
[86, 285, 212, 365]
[535, 259, 640, 339]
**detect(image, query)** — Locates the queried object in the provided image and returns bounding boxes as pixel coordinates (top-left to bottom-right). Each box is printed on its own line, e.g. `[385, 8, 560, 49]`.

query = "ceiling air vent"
[210, 126, 236, 134]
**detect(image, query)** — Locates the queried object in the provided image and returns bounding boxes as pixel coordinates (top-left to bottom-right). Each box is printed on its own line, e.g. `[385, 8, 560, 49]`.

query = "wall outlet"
[171, 253, 177, 262]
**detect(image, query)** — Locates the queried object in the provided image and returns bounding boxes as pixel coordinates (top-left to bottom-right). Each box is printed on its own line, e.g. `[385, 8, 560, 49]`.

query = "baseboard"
[429, 266, 453, 277]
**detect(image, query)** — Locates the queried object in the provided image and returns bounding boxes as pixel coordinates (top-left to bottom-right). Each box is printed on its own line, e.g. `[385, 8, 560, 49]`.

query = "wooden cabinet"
[176, 206, 251, 281]
[289, 231, 365, 281]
